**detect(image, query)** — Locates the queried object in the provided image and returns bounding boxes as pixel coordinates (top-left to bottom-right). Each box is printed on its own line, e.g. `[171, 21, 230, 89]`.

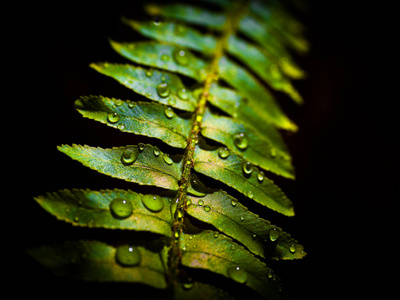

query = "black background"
[10, 0, 398, 299]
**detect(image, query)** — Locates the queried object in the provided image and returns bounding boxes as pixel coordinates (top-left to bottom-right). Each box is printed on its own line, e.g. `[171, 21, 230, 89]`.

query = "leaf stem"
[167, 0, 248, 284]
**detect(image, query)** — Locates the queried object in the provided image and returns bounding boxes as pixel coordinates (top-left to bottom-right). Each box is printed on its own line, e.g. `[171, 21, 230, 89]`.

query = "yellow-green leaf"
[187, 191, 305, 259]
[58, 144, 182, 190]
[75, 95, 192, 149]
[34, 189, 173, 236]
[27, 240, 168, 288]
[193, 147, 294, 216]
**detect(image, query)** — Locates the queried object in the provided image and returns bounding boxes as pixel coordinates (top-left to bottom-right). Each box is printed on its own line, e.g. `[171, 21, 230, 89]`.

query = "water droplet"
[214, 232, 219, 238]
[161, 54, 170, 62]
[162, 153, 173, 165]
[231, 200, 237, 207]
[233, 133, 248, 150]
[174, 24, 187, 36]
[218, 147, 230, 159]
[230, 244, 236, 250]
[289, 244, 296, 253]
[121, 147, 138, 165]
[182, 280, 194, 290]
[247, 190, 254, 199]
[269, 227, 280, 242]
[153, 146, 160, 157]
[142, 194, 164, 212]
[203, 205, 211, 212]
[164, 107, 175, 119]
[114, 99, 123, 106]
[110, 198, 133, 218]
[198, 199, 204, 206]
[127, 101, 135, 108]
[242, 161, 253, 175]
[257, 170, 265, 182]
[173, 48, 189, 66]
[117, 123, 125, 130]
[145, 91, 153, 98]
[74, 216, 79, 222]
[107, 112, 120, 124]
[268, 270, 274, 279]
[115, 245, 141, 266]
[227, 266, 247, 284]
[270, 148, 277, 158]
[153, 17, 161, 26]
[177, 88, 189, 100]
[240, 216, 244, 221]
[157, 82, 170, 98]
[145, 69, 153, 77]
[138, 143, 145, 152]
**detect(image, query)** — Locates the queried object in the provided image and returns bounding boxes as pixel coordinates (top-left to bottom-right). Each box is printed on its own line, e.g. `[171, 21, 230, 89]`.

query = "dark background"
[11, 0, 397, 299]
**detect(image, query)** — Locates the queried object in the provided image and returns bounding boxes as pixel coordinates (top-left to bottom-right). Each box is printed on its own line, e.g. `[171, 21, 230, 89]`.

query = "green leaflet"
[109, 40, 207, 81]
[218, 56, 297, 132]
[193, 147, 294, 216]
[202, 109, 294, 179]
[187, 191, 305, 260]
[27, 240, 168, 288]
[90, 62, 197, 112]
[180, 231, 288, 299]
[34, 189, 173, 236]
[58, 144, 182, 190]
[75, 95, 192, 149]
[145, 3, 226, 30]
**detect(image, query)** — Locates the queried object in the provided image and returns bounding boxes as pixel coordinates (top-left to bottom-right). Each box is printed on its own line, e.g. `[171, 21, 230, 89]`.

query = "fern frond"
[31, 0, 309, 298]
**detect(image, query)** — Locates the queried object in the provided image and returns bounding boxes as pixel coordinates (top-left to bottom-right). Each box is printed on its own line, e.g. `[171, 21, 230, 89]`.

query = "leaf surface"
[193, 147, 294, 216]
[58, 144, 182, 190]
[75, 95, 192, 149]
[218, 56, 297, 131]
[109, 40, 207, 80]
[202, 109, 294, 179]
[34, 189, 173, 236]
[180, 231, 288, 299]
[27, 240, 168, 288]
[90, 63, 197, 112]
[187, 191, 305, 259]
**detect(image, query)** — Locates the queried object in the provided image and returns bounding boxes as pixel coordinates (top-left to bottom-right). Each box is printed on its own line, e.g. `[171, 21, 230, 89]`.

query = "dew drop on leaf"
[269, 227, 280, 242]
[141, 195, 164, 212]
[227, 266, 248, 284]
[115, 245, 141, 266]
[153, 17, 161, 26]
[218, 147, 230, 159]
[214, 232, 219, 238]
[117, 123, 125, 130]
[289, 244, 296, 253]
[121, 147, 138, 165]
[138, 143, 145, 152]
[110, 198, 133, 218]
[177, 88, 189, 100]
[164, 107, 175, 119]
[233, 133, 249, 150]
[198, 199, 204, 206]
[231, 200, 237, 207]
[257, 170, 265, 182]
[161, 54, 170, 61]
[247, 190, 254, 199]
[107, 112, 120, 124]
[162, 153, 173, 165]
[157, 82, 170, 98]
[242, 161, 253, 175]
[153, 146, 160, 157]
[203, 205, 211, 212]
[182, 280, 194, 290]
[270, 148, 277, 158]
[145, 69, 153, 77]
[173, 48, 190, 66]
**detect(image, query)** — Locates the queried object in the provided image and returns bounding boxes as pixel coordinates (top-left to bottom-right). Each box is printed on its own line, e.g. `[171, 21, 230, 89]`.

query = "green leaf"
[109, 40, 207, 81]
[202, 109, 294, 179]
[226, 35, 303, 104]
[187, 191, 305, 259]
[180, 231, 288, 299]
[145, 3, 226, 30]
[34, 189, 173, 237]
[90, 63, 197, 112]
[75, 95, 192, 149]
[58, 144, 182, 190]
[27, 240, 168, 288]
[193, 147, 294, 216]
[218, 56, 297, 131]
[122, 18, 217, 54]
